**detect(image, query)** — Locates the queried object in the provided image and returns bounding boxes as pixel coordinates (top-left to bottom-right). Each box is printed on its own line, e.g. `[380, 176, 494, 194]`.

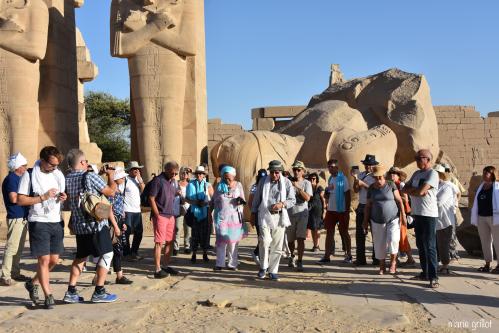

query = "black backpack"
[140, 176, 156, 207]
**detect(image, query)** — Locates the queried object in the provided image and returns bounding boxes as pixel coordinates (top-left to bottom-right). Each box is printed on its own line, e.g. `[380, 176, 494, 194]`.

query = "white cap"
[113, 167, 128, 181]
[433, 164, 446, 174]
[194, 165, 206, 174]
[7, 152, 27, 171]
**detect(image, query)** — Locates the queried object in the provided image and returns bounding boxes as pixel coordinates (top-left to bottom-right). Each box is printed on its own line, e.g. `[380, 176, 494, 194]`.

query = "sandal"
[429, 279, 440, 288]
[477, 266, 491, 272]
[491, 267, 499, 274]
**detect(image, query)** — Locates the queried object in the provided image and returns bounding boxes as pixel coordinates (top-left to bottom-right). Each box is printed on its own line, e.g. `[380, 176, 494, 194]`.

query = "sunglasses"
[292, 168, 303, 172]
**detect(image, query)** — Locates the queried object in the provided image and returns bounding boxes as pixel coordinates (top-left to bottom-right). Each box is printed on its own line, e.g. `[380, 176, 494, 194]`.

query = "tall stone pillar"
[38, 0, 79, 155]
[110, 0, 208, 179]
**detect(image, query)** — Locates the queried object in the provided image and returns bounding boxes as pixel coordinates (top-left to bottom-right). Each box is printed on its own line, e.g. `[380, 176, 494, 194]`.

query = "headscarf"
[7, 152, 27, 171]
[217, 166, 236, 194]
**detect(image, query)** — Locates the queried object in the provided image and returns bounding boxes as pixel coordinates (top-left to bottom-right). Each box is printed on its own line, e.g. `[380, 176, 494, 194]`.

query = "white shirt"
[18, 170, 65, 223]
[408, 168, 439, 218]
[327, 176, 350, 212]
[436, 181, 457, 230]
[357, 171, 375, 205]
[122, 176, 142, 213]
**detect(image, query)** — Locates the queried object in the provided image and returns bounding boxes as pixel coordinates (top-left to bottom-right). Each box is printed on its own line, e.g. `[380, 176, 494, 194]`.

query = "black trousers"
[123, 212, 143, 256]
[355, 205, 376, 263]
[191, 218, 210, 252]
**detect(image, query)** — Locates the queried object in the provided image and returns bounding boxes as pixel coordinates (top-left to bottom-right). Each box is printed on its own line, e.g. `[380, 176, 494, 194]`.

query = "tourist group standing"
[1, 145, 499, 309]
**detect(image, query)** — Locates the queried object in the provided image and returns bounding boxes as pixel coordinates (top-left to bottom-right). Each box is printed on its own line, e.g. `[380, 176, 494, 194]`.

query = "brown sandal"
[477, 266, 491, 272]
[491, 267, 499, 274]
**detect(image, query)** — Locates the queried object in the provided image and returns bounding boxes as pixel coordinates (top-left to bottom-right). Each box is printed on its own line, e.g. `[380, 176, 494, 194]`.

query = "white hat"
[113, 167, 128, 181]
[7, 152, 27, 171]
[194, 165, 206, 174]
[433, 164, 446, 174]
[126, 161, 144, 171]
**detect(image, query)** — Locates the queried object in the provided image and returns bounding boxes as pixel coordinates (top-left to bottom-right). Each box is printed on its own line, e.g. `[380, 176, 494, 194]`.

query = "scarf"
[471, 181, 499, 226]
[329, 171, 346, 213]
[217, 166, 236, 194]
[258, 175, 290, 228]
[31, 160, 65, 214]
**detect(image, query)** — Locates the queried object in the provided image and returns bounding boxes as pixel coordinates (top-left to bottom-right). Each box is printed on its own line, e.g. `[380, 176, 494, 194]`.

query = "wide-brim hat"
[372, 164, 386, 177]
[291, 160, 306, 170]
[388, 166, 407, 182]
[433, 164, 446, 174]
[194, 165, 207, 174]
[361, 154, 379, 166]
[113, 168, 128, 181]
[126, 161, 144, 171]
[180, 166, 192, 174]
[268, 160, 284, 172]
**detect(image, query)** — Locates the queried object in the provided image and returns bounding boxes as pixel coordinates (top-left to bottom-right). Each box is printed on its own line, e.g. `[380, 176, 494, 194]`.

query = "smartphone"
[351, 166, 360, 175]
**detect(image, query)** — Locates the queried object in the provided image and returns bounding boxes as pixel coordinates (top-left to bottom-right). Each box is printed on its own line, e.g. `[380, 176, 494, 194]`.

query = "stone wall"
[435, 105, 499, 187]
[207, 118, 245, 180]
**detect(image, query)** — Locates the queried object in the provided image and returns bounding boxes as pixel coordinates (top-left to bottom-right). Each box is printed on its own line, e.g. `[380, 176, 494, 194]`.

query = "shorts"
[75, 225, 114, 259]
[286, 210, 309, 242]
[153, 215, 176, 243]
[28, 221, 64, 257]
[324, 211, 348, 231]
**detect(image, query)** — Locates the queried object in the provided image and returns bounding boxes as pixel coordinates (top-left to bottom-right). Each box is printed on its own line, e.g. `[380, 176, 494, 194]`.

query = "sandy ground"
[0, 227, 498, 333]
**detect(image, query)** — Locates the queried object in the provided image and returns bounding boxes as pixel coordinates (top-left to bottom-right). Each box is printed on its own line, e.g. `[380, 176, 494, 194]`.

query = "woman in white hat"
[434, 164, 457, 275]
[363, 165, 406, 274]
[106, 168, 133, 284]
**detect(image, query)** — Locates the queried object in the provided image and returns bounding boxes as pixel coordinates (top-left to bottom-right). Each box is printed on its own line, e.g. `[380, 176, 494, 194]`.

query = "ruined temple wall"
[435, 105, 499, 187]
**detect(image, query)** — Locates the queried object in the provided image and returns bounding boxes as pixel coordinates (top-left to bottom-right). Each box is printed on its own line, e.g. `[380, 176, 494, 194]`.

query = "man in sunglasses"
[148, 161, 181, 278]
[123, 161, 146, 261]
[17, 146, 66, 309]
[286, 161, 312, 272]
[250, 160, 296, 281]
[402, 149, 440, 288]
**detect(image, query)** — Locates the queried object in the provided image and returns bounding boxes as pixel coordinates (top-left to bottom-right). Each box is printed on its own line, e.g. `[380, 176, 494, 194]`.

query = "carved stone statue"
[212, 68, 443, 196]
[0, 0, 49, 178]
[111, 0, 207, 178]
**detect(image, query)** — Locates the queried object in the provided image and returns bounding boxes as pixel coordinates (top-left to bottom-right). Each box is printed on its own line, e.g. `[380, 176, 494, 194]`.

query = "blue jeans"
[414, 215, 438, 280]
[123, 212, 143, 256]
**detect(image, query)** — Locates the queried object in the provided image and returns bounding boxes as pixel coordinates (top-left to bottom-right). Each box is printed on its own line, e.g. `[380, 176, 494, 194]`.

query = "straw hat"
[372, 164, 387, 177]
[387, 166, 407, 182]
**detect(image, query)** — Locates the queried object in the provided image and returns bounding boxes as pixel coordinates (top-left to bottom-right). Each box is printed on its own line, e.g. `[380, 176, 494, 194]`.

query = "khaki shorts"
[286, 210, 309, 242]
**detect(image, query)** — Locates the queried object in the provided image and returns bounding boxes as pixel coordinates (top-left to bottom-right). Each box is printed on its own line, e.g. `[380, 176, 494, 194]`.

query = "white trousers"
[477, 215, 499, 264]
[216, 242, 239, 268]
[371, 218, 400, 260]
[259, 217, 286, 274]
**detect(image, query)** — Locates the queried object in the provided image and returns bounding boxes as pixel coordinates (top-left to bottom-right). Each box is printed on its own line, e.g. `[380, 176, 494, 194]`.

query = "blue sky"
[76, 0, 499, 129]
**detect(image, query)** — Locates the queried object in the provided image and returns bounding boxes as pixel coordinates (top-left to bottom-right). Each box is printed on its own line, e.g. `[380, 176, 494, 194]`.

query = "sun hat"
[194, 165, 207, 174]
[180, 166, 192, 174]
[291, 160, 306, 170]
[113, 168, 128, 181]
[361, 154, 379, 166]
[387, 166, 407, 182]
[371, 164, 386, 177]
[268, 160, 284, 172]
[126, 161, 144, 171]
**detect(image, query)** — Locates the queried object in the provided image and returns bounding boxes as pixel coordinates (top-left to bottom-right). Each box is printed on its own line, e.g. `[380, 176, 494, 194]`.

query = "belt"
[270, 211, 282, 215]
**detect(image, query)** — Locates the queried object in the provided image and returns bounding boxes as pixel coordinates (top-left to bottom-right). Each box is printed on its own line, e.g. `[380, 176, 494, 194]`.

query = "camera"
[104, 164, 115, 171]
[235, 197, 246, 206]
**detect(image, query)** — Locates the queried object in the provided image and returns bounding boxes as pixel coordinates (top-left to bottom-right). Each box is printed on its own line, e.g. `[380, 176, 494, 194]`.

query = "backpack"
[79, 172, 111, 222]
[140, 175, 156, 207]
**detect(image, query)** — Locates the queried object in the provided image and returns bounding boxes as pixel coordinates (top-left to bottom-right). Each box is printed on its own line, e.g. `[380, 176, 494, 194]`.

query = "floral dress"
[212, 182, 247, 245]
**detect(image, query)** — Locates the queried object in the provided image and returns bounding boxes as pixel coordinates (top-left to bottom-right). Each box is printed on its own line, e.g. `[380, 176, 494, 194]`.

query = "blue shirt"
[2, 172, 28, 219]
